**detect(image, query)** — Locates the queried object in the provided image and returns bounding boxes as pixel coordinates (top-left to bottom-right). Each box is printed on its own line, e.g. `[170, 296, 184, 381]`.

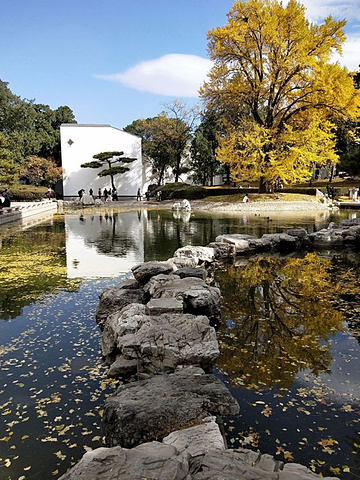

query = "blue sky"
[1, 0, 359, 129]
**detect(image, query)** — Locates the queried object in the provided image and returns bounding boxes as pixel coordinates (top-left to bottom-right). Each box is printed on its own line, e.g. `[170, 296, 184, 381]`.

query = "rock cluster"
[97, 262, 221, 376]
[60, 222, 347, 480]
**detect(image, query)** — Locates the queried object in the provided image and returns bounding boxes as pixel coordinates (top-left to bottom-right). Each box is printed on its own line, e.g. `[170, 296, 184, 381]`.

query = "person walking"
[98, 188, 102, 199]
[3, 189, 11, 207]
[137, 188, 141, 201]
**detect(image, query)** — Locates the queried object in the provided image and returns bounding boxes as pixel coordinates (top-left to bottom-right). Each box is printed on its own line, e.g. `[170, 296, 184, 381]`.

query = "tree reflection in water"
[216, 254, 346, 389]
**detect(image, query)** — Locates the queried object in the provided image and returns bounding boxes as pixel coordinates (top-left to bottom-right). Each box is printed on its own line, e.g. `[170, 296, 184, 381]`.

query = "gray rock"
[339, 218, 360, 227]
[146, 297, 184, 315]
[117, 277, 141, 290]
[101, 304, 147, 362]
[174, 267, 207, 280]
[119, 313, 219, 374]
[58, 442, 190, 480]
[215, 234, 252, 253]
[192, 449, 338, 480]
[309, 228, 345, 246]
[247, 237, 272, 251]
[163, 416, 225, 459]
[193, 448, 281, 479]
[261, 233, 297, 251]
[173, 245, 215, 264]
[286, 228, 311, 246]
[207, 241, 236, 260]
[108, 357, 138, 377]
[104, 373, 239, 448]
[168, 256, 199, 269]
[96, 289, 146, 330]
[131, 261, 174, 284]
[143, 273, 180, 297]
[147, 276, 221, 321]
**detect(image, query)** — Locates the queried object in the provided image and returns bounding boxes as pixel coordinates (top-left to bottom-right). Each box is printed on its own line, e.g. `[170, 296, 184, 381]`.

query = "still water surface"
[0, 208, 360, 479]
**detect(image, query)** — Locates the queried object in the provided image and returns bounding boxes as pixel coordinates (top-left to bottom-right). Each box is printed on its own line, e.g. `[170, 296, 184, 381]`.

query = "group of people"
[137, 188, 153, 201]
[98, 188, 118, 201]
[78, 188, 119, 201]
[77, 186, 163, 202]
[0, 189, 11, 208]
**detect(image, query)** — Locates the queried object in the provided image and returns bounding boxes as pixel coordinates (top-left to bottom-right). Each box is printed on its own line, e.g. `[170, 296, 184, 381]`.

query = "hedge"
[152, 183, 207, 200]
[0, 185, 48, 201]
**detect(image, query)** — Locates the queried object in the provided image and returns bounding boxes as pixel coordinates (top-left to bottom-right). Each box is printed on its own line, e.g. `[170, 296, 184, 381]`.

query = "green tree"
[163, 100, 197, 182]
[0, 133, 18, 185]
[338, 150, 360, 176]
[81, 151, 136, 191]
[124, 100, 197, 185]
[200, 0, 360, 192]
[190, 110, 221, 185]
[20, 156, 63, 186]
[0, 80, 76, 166]
[124, 116, 176, 185]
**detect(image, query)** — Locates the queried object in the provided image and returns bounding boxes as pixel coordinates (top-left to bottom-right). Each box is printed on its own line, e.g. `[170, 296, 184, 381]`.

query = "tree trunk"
[158, 165, 166, 185]
[329, 164, 336, 182]
[110, 174, 115, 191]
[258, 177, 268, 193]
[174, 152, 181, 182]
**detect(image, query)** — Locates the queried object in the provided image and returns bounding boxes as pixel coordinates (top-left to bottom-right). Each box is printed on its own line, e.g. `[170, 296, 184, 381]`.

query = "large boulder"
[167, 256, 199, 269]
[119, 313, 219, 374]
[207, 241, 236, 260]
[58, 442, 190, 480]
[192, 449, 338, 480]
[144, 275, 221, 321]
[173, 245, 216, 264]
[96, 288, 146, 329]
[131, 261, 175, 284]
[104, 372, 239, 448]
[309, 226, 345, 246]
[163, 416, 225, 459]
[260, 233, 297, 251]
[174, 267, 207, 280]
[215, 234, 253, 254]
[101, 303, 148, 363]
[59, 443, 339, 480]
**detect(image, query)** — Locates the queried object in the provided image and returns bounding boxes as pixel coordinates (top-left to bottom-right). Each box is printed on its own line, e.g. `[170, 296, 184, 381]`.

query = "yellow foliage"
[216, 254, 346, 388]
[201, 0, 360, 188]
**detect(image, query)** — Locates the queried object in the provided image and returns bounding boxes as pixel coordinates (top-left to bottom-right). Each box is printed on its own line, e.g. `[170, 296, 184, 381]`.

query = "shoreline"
[61, 197, 335, 214]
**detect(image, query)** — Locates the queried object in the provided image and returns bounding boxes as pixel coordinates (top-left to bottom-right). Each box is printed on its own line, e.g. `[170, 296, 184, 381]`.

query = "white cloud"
[333, 35, 360, 70]
[301, 0, 360, 22]
[94, 54, 213, 98]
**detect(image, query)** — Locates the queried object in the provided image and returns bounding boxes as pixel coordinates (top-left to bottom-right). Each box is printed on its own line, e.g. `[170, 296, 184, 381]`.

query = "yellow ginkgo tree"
[200, 0, 360, 192]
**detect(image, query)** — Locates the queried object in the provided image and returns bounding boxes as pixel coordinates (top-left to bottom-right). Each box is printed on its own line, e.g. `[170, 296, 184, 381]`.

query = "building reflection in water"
[65, 209, 145, 278]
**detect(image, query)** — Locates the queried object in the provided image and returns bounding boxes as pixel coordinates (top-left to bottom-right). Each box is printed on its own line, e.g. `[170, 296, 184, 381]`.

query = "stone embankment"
[56, 219, 360, 480]
[0, 200, 57, 226]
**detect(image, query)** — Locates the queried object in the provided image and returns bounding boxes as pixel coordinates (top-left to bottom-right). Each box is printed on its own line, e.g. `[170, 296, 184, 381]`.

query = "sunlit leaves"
[201, 0, 360, 188]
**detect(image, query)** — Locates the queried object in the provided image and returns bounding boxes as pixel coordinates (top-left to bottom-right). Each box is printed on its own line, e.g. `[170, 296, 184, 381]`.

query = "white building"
[60, 124, 143, 198]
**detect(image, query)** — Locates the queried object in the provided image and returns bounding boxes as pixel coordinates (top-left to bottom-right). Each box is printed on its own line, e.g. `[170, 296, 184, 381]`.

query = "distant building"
[60, 124, 143, 198]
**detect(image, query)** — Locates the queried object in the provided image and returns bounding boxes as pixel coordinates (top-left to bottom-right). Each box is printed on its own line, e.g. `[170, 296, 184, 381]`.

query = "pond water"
[0, 207, 360, 479]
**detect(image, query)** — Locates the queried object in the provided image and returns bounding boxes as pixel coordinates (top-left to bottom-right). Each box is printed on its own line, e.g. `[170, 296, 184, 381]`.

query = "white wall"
[60, 124, 142, 197]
